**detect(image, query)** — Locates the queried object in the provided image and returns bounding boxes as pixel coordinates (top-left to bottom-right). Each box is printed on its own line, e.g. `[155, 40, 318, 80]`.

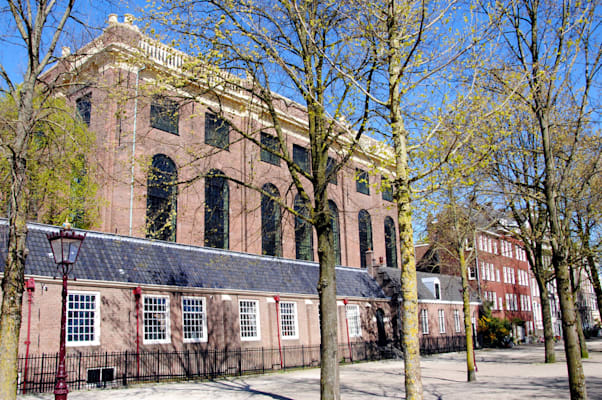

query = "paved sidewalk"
[20, 339, 602, 399]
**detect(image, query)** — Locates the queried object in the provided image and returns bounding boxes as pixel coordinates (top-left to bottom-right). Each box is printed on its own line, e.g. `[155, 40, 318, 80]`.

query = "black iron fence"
[18, 336, 467, 394]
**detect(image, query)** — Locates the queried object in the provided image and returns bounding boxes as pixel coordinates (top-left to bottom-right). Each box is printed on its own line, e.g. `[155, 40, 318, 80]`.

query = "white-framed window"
[434, 282, 441, 300]
[478, 235, 484, 251]
[279, 301, 298, 339]
[346, 304, 362, 338]
[239, 299, 261, 341]
[496, 269, 501, 282]
[481, 262, 487, 281]
[438, 309, 446, 333]
[469, 266, 476, 280]
[420, 309, 429, 334]
[143, 295, 170, 344]
[493, 241, 498, 255]
[493, 292, 498, 310]
[454, 310, 462, 333]
[182, 297, 207, 343]
[67, 291, 100, 346]
[499, 297, 504, 310]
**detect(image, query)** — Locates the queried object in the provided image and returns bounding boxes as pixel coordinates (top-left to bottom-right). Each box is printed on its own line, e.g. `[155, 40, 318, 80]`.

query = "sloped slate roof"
[377, 267, 479, 302]
[0, 221, 386, 299]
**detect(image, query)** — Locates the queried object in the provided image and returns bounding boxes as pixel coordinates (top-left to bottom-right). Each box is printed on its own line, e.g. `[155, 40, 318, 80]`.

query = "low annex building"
[1, 220, 391, 356]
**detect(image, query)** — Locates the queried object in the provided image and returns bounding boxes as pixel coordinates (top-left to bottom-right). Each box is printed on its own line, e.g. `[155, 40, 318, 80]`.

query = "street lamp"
[47, 220, 86, 400]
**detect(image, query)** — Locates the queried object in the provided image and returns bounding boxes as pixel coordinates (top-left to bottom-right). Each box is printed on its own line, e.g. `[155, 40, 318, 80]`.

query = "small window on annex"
[420, 309, 429, 334]
[294, 194, 313, 261]
[384, 216, 398, 269]
[182, 297, 207, 343]
[76, 94, 91, 127]
[143, 295, 170, 344]
[261, 183, 282, 257]
[205, 112, 230, 149]
[356, 169, 370, 195]
[279, 301, 298, 339]
[146, 154, 177, 242]
[67, 291, 100, 346]
[260, 132, 280, 166]
[358, 210, 373, 268]
[329, 200, 341, 265]
[150, 96, 179, 135]
[293, 144, 311, 175]
[205, 169, 229, 249]
[239, 300, 260, 340]
[346, 304, 362, 338]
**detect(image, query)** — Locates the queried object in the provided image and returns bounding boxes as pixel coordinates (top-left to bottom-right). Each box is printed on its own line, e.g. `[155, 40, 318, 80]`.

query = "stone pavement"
[20, 339, 602, 400]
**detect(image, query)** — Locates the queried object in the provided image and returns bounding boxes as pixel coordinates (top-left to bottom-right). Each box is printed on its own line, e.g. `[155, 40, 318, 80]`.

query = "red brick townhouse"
[42, 14, 400, 271]
[473, 230, 535, 339]
[1, 220, 391, 357]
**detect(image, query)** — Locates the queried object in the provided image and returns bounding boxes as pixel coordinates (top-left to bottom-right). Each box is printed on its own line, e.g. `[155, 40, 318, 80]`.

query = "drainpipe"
[129, 66, 145, 235]
[274, 295, 283, 368]
[133, 286, 142, 377]
[22, 278, 35, 394]
[343, 299, 353, 362]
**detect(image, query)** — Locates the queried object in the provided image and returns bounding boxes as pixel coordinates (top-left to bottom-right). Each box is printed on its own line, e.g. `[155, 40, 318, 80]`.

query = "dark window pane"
[205, 112, 230, 149]
[356, 169, 370, 195]
[384, 216, 398, 268]
[260, 132, 280, 166]
[205, 169, 229, 249]
[294, 195, 313, 261]
[358, 210, 373, 268]
[76, 94, 91, 126]
[261, 184, 282, 256]
[150, 97, 179, 135]
[381, 177, 393, 202]
[146, 154, 177, 241]
[329, 200, 341, 265]
[293, 144, 310, 175]
[326, 157, 337, 185]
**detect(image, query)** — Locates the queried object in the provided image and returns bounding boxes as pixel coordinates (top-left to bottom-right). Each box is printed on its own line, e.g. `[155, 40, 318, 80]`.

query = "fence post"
[238, 349, 242, 376]
[261, 347, 264, 374]
[123, 351, 128, 386]
[301, 345, 305, 368]
[156, 349, 160, 382]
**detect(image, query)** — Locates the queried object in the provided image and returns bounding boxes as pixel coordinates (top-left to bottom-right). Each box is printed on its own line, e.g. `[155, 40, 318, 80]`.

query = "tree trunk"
[315, 188, 339, 400]
[536, 277, 556, 363]
[574, 309, 588, 359]
[459, 250, 476, 381]
[0, 79, 35, 400]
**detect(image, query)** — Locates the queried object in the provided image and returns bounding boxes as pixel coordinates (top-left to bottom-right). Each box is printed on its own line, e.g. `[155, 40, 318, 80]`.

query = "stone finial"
[61, 46, 71, 57]
[108, 14, 118, 24]
[124, 14, 134, 24]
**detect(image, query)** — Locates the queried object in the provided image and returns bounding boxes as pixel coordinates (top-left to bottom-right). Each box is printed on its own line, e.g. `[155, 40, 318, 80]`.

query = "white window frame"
[182, 296, 207, 343]
[279, 301, 299, 339]
[438, 309, 446, 334]
[469, 266, 476, 280]
[142, 294, 171, 345]
[345, 304, 362, 338]
[239, 299, 261, 341]
[66, 291, 100, 346]
[454, 310, 461, 333]
[420, 309, 429, 334]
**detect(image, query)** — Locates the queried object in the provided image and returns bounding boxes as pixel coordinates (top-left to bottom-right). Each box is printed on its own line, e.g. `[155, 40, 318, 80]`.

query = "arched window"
[261, 183, 282, 256]
[328, 200, 341, 265]
[146, 154, 177, 241]
[294, 194, 313, 261]
[384, 216, 398, 269]
[205, 169, 229, 249]
[358, 210, 373, 268]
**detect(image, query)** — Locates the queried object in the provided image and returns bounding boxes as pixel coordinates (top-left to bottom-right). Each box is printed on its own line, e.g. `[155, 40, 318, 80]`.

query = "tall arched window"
[261, 183, 282, 256]
[205, 169, 229, 249]
[384, 216, 398, 269]
[328, 200, 341, 265]
[146, 154, 177, 241]
[358, 210, 373, 268]
[294, 194, 313, 261]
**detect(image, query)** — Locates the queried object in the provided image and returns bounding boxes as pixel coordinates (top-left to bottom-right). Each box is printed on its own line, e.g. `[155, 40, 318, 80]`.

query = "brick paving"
[20, 339, 602, 399]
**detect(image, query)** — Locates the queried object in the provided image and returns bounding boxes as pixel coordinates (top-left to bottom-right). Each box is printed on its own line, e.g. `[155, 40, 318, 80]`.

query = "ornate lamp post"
[47, 221, 86, 400]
